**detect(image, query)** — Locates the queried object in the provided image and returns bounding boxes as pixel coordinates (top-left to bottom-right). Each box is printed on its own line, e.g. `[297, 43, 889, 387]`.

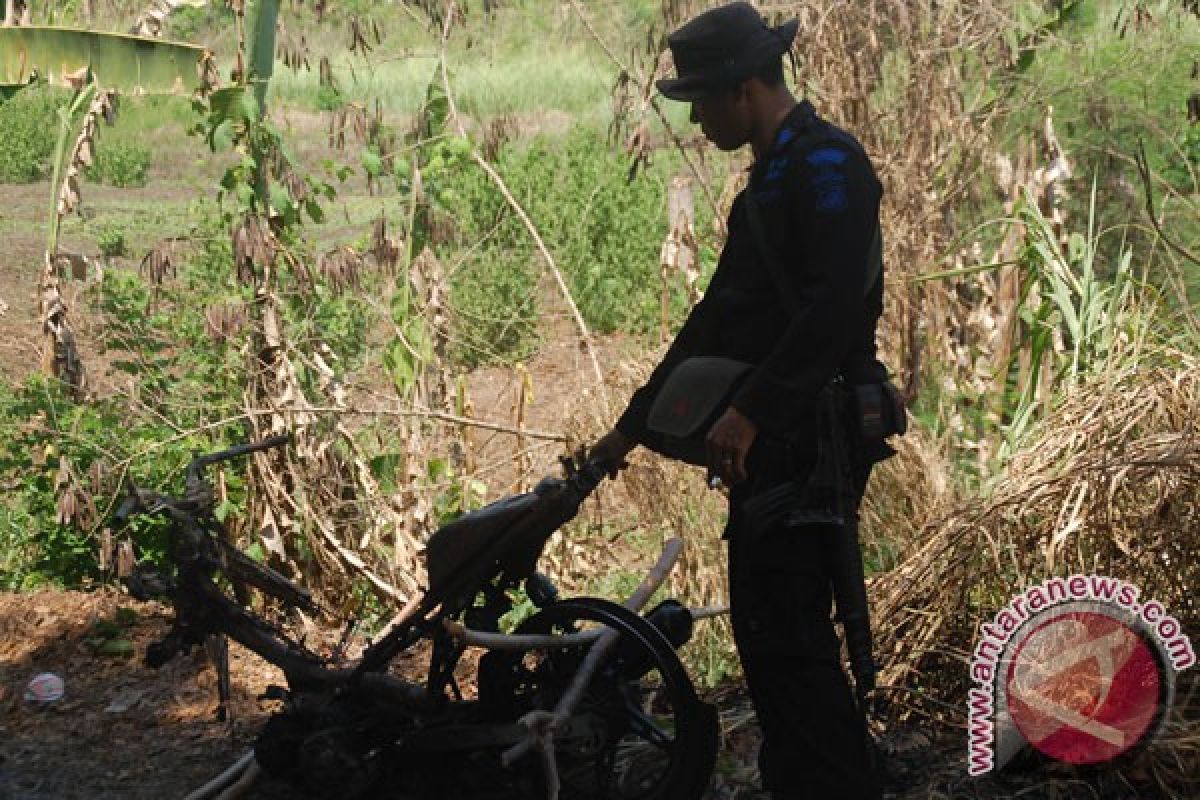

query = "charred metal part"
[525, 571, 559, 608]
[121, 440, 719, 799]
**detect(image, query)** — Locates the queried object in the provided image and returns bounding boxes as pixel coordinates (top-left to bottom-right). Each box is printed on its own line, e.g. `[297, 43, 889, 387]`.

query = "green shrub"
[435, 128, 711, 368]
[96, 224, 127, 258]
[448, 250, 542, 367]
[315, 85, 344, 112]
[0, 87, 63, 183]
[86, 140, 151, 187]
[0, 377, 210, 589]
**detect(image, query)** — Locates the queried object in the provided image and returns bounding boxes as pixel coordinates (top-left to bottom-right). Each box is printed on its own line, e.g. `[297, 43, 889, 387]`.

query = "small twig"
[689, 604, 730, 620]
[1135, 140, 1200, 269]
[182, 750, 255, 800]
[114, 406, 565, 474]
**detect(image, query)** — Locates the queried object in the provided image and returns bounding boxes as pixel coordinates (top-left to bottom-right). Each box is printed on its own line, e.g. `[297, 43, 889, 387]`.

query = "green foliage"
[84, 607, 139, 658]
[0, 194, 307, 590]
[0, 86, 63, 183]
[497, 584, 538, 634]
[996, 1, 1200, 238]
[1163, 123, 1200, 191]
[425, 456, 488, 527]
[194, 85, 332, 227]
[166, 2, 235, 42]
[284, 278, 375, 376]
[0, 375, 241, 590]
[382, 282, 436, 398]
[957, 0, 1200, 337]
[315, 84, 344, 112]
[95, 224, 127, 258]
[999, 185, 1147, 456]
[86, 140, 151, 188]
[434, 128, 709, 366]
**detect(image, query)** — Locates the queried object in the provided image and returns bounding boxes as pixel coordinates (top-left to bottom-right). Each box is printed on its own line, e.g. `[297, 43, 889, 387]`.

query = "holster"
[739, 377, 894, 705]
[849, 379, 907, 465]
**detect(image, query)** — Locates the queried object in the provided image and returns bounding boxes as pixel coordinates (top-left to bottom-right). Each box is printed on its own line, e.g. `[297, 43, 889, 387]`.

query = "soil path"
[0, 589, 767, 799]
[3, 590, 1148, 800]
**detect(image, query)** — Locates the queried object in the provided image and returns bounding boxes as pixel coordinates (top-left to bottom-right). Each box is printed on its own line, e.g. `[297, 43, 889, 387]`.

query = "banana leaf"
[0, 26, 208, 94]
[0, 82, 27, 102]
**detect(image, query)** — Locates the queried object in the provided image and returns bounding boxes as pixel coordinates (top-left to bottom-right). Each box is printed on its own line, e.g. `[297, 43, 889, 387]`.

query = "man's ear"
[734, 79, 757, 111]
[733, 80, 750, 104]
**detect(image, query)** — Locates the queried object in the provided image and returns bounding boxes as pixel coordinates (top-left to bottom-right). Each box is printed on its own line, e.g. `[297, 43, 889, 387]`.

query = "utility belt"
[644, 357, 908, 530]
[740, 374, 905, 533]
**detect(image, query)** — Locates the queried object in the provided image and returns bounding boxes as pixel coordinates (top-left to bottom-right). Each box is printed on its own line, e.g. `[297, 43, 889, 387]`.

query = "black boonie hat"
[656, 2, 799, 102]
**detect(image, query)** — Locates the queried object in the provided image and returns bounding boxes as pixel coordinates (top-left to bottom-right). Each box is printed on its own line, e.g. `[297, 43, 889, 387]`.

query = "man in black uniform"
[590, 3, 887, 798]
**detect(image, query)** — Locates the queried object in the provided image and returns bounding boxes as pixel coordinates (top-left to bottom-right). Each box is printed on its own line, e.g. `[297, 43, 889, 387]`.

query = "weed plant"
[0, 377, 241, 589]
[96, 224, 127, 258]
[440, 128, 712, 366]
[86, 140, 152, 188]
[0, 87, 63, 183]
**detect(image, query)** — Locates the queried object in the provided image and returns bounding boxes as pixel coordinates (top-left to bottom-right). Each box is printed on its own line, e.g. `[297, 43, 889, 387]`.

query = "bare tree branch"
[1135, 140, 1200, 269]
[436, 3, 608, 393]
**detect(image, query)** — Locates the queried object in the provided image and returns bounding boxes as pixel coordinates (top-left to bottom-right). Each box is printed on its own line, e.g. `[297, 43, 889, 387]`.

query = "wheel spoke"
[623, 701, 674, 750]
[502, 599, 715, 800]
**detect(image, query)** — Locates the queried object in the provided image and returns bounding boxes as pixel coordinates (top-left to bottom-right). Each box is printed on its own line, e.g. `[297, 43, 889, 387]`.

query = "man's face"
[689, 85, 750, 151]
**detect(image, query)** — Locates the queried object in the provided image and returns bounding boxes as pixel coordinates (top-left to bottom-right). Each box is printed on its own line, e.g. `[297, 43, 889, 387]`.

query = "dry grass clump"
[871, 345, 1199, 784]
[859, 422, 960, 574]
[559, 351, 734, 683]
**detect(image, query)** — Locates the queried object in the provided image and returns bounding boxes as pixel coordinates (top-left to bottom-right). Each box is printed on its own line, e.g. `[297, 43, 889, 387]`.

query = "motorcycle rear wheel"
[489, 597, 718, 800]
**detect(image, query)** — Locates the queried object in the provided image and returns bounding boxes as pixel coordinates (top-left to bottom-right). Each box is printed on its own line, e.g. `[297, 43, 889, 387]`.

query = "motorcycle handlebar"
[184, 433, 291, 482]
[113, 435, 291, 524]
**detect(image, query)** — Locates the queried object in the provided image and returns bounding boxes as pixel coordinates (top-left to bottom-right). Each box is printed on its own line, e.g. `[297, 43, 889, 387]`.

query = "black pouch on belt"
[849, 379, 907, 463]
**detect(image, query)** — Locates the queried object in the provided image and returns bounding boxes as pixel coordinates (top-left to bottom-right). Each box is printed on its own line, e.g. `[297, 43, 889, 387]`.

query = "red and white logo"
[1004, 609, 1163, 764]
[967, 576, 1194, 776]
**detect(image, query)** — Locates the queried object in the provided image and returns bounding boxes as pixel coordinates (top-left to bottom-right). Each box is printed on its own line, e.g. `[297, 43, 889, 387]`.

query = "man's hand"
[588, 429, 635, 479]
[706, 407, 757, 485]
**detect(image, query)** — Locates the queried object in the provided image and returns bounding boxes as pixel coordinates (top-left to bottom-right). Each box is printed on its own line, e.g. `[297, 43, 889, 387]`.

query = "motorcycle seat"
[424, 492, 540, 592]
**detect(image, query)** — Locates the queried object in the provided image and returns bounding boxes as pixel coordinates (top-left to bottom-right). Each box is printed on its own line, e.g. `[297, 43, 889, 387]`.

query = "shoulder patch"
[813, 180, 848, 213]
[805, 145, 851, 213]
[806, 146, 850, 167]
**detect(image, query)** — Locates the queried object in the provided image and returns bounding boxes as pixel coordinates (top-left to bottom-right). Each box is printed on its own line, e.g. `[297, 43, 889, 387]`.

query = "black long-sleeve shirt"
[616, 101, 886, 444]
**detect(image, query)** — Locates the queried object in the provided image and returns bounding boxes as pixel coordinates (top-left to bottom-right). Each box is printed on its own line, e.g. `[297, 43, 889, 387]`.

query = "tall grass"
[999, 182, 1150, 455]
[270, 47, 615, 122]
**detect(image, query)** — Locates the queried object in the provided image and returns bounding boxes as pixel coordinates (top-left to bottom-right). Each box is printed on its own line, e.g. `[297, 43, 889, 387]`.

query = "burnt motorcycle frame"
[112, 435, 718, 799]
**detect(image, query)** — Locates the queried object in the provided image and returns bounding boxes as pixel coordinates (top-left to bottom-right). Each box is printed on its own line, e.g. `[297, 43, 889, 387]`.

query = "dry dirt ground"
[3, 591, 1178, 800]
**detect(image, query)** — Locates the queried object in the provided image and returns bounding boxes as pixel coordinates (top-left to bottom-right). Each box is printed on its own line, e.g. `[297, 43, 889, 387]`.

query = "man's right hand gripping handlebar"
[588, 429, 635, 480]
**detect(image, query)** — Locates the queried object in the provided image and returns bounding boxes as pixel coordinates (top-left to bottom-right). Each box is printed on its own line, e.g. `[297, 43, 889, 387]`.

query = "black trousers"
[725, 444, 882, 800]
